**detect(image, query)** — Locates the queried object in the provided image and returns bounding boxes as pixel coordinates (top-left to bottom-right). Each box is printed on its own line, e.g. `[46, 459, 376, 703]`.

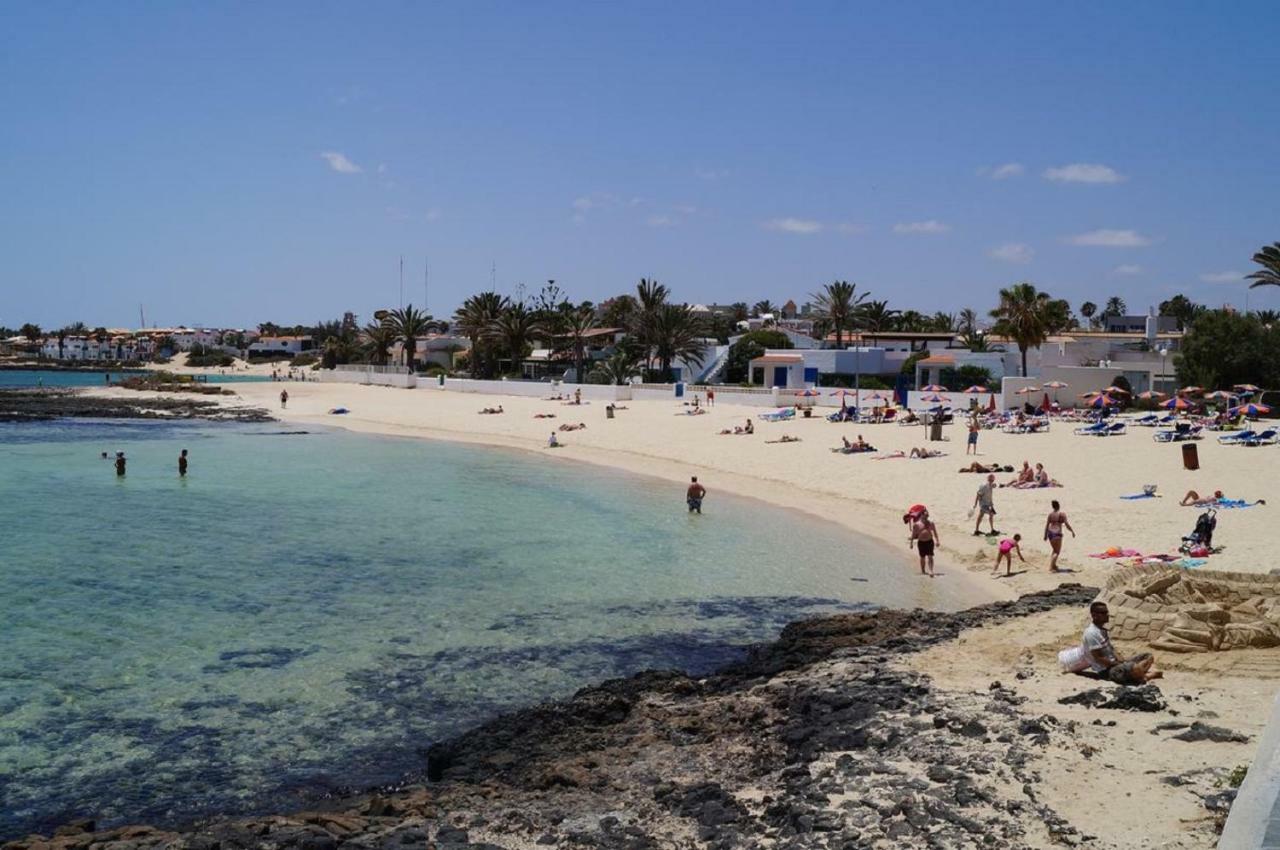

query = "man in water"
[178, 449, 188, 477]
[280, 389, 289, 409]
[686, 476, 706, 514]
[910, 508, 939, 576]
[115, 451, 127, 477]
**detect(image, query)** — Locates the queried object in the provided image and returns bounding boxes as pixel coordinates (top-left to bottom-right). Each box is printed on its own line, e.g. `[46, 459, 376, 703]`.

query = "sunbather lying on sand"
[533, 413, 557, 419]
[719, 419, 755, 435]
[558, 422, 587, 432]
[478, 406, 504, 414]
[959, 462, 1014, 473]
[877, 447, 943, 459]
[765, 435, 801, 444]
[1180, 489, 1224, 506]
[678, 408, 708, 416]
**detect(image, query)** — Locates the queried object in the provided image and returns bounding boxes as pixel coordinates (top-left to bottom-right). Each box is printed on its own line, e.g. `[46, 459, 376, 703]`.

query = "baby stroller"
[1179, 508, 1217, 554]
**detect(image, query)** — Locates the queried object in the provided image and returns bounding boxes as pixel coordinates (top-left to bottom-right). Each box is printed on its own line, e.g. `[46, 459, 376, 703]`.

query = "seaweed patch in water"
[203, 646, 313, 673]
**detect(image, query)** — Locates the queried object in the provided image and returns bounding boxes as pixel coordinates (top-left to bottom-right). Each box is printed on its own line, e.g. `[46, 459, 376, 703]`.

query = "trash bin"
[674, 382, 685, 399]
[930, 418, 943, 442]
[606, 405, 615, 419]
[1182, 442, 1199, 470]
[438, 374, 445, 387]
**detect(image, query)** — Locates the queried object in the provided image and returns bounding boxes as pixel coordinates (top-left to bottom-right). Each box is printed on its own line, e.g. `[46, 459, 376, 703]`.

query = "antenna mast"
[424, 257, 429, 313]
[399, 256, 404, 309]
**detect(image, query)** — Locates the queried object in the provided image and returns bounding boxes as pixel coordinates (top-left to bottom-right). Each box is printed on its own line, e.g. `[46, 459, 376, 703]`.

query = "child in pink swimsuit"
[993, 534, 1026, 576]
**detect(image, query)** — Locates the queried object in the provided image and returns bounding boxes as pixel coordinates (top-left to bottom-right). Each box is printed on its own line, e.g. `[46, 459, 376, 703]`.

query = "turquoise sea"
[0, 416, 948, 838]
[0, 369, 270, 388]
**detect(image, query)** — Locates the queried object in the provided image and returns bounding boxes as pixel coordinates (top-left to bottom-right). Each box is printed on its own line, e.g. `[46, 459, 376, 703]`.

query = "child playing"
[993, 534, 1026, 576]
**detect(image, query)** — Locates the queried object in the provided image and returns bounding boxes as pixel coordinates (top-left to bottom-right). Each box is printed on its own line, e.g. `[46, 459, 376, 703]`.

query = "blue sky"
[3, 1, 1278, 329]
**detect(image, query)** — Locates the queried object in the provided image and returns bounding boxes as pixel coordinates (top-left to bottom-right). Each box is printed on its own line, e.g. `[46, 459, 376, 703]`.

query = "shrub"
[291, 353, 319, 368]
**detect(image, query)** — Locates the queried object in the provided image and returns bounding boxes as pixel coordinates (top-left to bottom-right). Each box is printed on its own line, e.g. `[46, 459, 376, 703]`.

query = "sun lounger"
[1154, 425, 1202, 442]
[1240, 429, 1278, 446]
[758, 408, 796, 422]
[1073, 422, 1107, 435]
[1130, 413, 1159, 427]
[1217, 429, 1257, 444]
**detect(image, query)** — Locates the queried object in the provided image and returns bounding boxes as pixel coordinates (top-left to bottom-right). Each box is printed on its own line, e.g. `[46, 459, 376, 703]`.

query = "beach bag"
[1058, 645, 1091, 673]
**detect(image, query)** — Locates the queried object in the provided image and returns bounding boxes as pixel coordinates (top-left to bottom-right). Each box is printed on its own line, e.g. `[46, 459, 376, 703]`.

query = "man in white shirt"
[972, 473, 998, 535]
[1083, 601, 1162, 685]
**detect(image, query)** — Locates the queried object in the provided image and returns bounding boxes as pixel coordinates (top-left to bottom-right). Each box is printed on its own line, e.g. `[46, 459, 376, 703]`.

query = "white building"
[248, 335, 314, 356]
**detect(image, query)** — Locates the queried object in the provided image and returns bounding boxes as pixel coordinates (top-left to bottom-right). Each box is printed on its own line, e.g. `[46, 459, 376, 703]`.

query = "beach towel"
[1178, 558, 1209, 568]
[1213, 498, 1263, 509]
[1120, 492, 1162, 500]
[1089, 548, 1142, 559]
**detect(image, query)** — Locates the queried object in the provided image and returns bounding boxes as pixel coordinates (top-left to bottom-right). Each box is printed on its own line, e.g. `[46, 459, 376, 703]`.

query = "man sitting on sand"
[1004, 461, 1034, 487]
[1081, 601, 1163, 685]
[547, 432, 561, 448]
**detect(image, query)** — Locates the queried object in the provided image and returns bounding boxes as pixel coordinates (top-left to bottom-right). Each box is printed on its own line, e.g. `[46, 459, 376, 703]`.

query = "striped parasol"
[1087, 394, 1117, 409]
[1178, 386, 1205, 396]
[920, 393, 950, 404]
[1233, 383, 1262, 394]
[1230, 402, 1271, 417]
[1042, 380, 1069, 389]
[919, 384, 946, 392]
[1102, 385, 1131, 396]
[1204, 390, 1236, 402]
[794, 388, 822, 398]
[1015, 386, 1041, 395]
[1137, 390, 1168, 400]
[961, 385, 989, 393]
[1162, 396, 1192, 411]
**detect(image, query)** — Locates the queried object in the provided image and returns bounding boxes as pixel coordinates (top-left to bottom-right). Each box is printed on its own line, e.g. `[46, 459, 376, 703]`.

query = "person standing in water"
[280, 389, 289, 409]
[686, 476, 707, 514]
[910, 508, 939, 577]
[115, 451, 127, 477]
[1044, 499, 1076, 572]
[178, 449, 188, 477]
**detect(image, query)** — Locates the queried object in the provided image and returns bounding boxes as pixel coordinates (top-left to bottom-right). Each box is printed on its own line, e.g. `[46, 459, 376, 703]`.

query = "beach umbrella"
[1042, 380, 1069, 389]
[1204, 390, 1236, 402]
[794, 389, 821, 397]
[864, 391, 890, 402]
[1179, 386, 1204, 396]
[920, 393, 950, 404]
[986, 394, 996, 413]
[1137, 390, 1168, 400]
[1233, 383, 1262, 394]
[961, 385, 988, 394]
[829, 389, 856, 397]
[1015, 386, 1040, 395]
[1079, 390, 1102, 399]
[1102, 385, 1131, 396]
[1230, 402, 1271, 417]
[919, 384, 946, 393]
[1162, 396, 1192, 411]
[1087, 394, 1117, 409]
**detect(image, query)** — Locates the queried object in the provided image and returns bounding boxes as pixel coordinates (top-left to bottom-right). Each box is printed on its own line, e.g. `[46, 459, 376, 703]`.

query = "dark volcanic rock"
[1171, 722, 1250, 743]
[1058, 684, 1167, 712]
[0, 389, 271, 422]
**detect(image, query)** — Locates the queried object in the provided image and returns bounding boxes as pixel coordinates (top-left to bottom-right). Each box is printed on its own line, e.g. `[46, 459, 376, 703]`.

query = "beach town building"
[247, 335, 314, 356]
[746, 331, 965, 388]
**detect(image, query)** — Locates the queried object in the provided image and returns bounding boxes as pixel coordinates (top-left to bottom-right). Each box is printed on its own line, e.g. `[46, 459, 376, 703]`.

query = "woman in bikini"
[1044, 499, 1076, 572]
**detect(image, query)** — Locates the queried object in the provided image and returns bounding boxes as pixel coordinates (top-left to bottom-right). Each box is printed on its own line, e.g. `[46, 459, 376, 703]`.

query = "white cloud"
[646, 214, 676, 228]
[1112, 264, 1143, 276]
[893, 220, 951, 235]
[982, 163, 1024, 179]
[1200, 270, 1244, 283]
[320, 151, 362, 173]
[764, 217, 824, 235]
[1044, 163, 1125, 184]
[988, 242, 1034, 264]
[1066, 229, 1152, 247]
[834, 222, 865, 234]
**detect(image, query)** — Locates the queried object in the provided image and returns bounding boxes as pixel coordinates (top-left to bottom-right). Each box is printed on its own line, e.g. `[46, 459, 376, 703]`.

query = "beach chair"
[1241, 429, 1279, 446]
[1155, 424, 1202, 442]
[758, 408, 796, 422]
[1073, 422, 1107, 436]
[1157, 414, 1176, 425]
[1218, 429, 1258, 444]
[1130, 413, 1159, 427]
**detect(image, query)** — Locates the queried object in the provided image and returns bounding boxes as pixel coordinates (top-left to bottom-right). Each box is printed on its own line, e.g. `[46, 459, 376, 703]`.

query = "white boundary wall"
[318, 367, 417, 388]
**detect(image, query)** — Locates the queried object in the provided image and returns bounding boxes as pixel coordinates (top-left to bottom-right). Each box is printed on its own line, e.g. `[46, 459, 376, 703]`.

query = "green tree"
[896, 310, 927, 332]
[989, 282, 1054, 377]
[939, 365, 993, 392]
[809, 280, 868, 349]
[930, 311, 957, 333]
[729, 302, 750, 323]
[384, 304, 438, 371]
[1254, 309, 1280, 328]
[1103, 296, 1127, 318]
[558, 304, 598, 383]
[489, 303, 543, 375]
[862, 300, 901, 345]
[362, 322, 397, 366]
[599, 295, 639, 330]
[958, 307, 978, 335]
[1079, 301, 1098, 328]
[589, 346, 644, 385]
[649, 303, 706, 381]
[1176, 309, 1280, 389]
[1246, 243, 1280, 289]
[1159, 294, 1204, 330]
[453, 291, 508, 378]
[751, 300, 777, 318]
[723, 329, 793, 384]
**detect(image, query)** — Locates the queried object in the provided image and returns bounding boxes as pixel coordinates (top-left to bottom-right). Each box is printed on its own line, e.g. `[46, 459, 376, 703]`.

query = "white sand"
[167, 380, 1277, 608]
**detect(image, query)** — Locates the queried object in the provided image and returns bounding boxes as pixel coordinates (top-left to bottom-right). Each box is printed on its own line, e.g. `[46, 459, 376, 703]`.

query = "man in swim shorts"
[686, 476, 706, 514]
[973, 474, 997, 535]
[1082, 601, 1162, 685]
[911, 509, 939, 577]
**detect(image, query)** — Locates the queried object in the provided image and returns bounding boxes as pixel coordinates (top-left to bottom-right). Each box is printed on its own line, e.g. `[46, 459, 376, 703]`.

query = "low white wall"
[435, 379, 632, 402]
[319, 368, 417, 388]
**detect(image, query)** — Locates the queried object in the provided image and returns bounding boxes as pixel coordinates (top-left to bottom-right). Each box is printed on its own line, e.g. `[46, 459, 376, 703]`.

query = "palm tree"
[631, 279, 670, 374]
[809, 280, 868, 349]
[1254, 309, 1280, 328]
[454, 291, 509, 378]
[362, 322, 397, 366]
[1246, 243, 1280, 289]
[751, 300, 777, 318]
[896, 310, 927, 332]
[961, 329, 990, 352]
[20, 323, 41, 343]
[489, 303, 543, 375]
[559, 305, 598, 383]
[930, 311, 957, 333]
[1103, 296, 1127, 317]
[729, 302, 750, 323]
[591, 347, 644, 385]
[636, 278, 670, 313]
[384, 304, 438, 372]
[989, 282, 1053, 377]
[862, 300, 901, 345]
[1079, 301, 1098, 328]
[958, 307, 978, 335]
[649, 303, 706, 381]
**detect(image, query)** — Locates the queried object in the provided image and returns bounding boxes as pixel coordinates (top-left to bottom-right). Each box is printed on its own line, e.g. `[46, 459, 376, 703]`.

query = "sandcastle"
[1098, 564, 1280, 653]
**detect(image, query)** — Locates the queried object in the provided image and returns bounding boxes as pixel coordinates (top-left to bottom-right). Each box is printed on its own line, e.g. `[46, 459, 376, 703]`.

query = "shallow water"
[0, 369, 268, 388]
[0, 419, 948, 837]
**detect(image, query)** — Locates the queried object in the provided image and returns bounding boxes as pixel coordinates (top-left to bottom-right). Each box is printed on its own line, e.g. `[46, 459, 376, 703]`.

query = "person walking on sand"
[686, 476, 707, 514]
[707, 388, 715, 407]
[972, 474, 997, 535]
[1044, 499, 1075, 572]
[910, 509, 939, 576]
[966, 417, 979, 455]
[178, 448, 188, 477]
[280, 389, 289, 409]
[992, 534, 1026, 576]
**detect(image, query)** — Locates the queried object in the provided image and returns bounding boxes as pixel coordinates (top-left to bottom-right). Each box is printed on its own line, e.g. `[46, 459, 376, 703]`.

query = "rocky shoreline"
[8, 584, 1202, 850]
[0, 389, 271, 423]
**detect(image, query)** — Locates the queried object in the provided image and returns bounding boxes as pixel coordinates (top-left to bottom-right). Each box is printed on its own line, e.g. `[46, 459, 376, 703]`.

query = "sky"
[2, 1, 1279, 330]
